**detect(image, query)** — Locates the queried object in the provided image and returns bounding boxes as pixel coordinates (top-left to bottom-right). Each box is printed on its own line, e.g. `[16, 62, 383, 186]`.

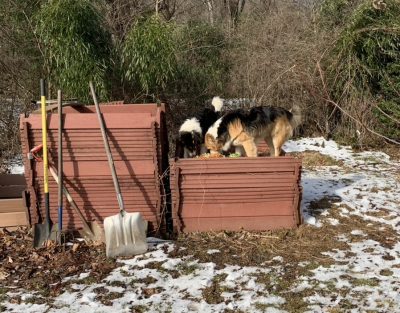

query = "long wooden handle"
[89, 82, 125, 213]
[49, 166, 94, 236]
[40, 79, 50, 226]
[57, 90, 63, 231]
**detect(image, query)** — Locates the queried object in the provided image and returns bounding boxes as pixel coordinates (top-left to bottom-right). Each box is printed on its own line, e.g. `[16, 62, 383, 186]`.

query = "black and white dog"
[177, 96, 224, 158]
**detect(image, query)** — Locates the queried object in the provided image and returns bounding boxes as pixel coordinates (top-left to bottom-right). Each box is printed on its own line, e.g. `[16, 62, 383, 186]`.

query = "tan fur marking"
[205, 133, 222, 154]
[270, 116, 292, 157]
[227, 119, 244, 139]
[240, 138, 258, 157]
[223, 119, 259, 157]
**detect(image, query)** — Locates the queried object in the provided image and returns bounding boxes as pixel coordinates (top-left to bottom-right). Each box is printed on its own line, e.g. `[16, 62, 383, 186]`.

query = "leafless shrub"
[225, 1, 328, 136]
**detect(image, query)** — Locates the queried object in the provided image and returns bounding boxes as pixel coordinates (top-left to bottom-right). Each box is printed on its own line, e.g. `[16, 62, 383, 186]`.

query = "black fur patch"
[179, 131, 202, 155]
[199, 108, 220, 136]
[217, 109, 247, 139]
[178, 102, 222, 157]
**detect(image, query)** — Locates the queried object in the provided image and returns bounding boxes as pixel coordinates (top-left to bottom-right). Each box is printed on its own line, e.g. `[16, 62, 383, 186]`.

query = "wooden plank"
[0, 199, 25, 212]
[0, 174, 26, 186]
[0, 186, 25, 199]
[0, 212, 28, 227]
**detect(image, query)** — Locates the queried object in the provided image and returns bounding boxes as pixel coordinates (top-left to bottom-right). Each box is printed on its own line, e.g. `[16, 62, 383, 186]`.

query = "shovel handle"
[89, 82, 125, 213]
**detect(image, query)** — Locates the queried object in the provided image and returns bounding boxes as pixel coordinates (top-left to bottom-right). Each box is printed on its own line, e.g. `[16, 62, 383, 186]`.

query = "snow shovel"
[48, 166, 104, 243]
[33, 79, 56, 248]
[89, 82, 148, 258]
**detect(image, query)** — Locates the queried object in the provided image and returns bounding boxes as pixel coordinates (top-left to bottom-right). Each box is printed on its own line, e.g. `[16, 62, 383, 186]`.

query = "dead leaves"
[0, 227, 116, 295]
[72, 243, 80, 252]
[0, 269, 9, 280]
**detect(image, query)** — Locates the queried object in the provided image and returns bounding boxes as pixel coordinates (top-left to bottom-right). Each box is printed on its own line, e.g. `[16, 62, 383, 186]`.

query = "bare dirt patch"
[94, 287, 123, 306]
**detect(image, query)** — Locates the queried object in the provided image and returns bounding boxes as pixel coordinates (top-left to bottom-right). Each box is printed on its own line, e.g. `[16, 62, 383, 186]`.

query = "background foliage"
[122, 15, 176, 98]
[0, 0, 399, 171]
[36, 0, 112, 101]
[320, 0, 400, 143]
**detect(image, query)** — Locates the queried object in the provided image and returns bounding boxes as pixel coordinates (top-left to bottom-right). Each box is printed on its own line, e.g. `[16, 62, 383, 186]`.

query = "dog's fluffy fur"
[205, 105, 301, 157]
[177, 96, 224, 158]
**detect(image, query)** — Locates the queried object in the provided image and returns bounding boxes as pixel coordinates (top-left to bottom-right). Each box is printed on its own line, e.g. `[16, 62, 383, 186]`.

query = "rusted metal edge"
[22, 122, 37, 226]
[292, 162, 302, 226]
[151, 121, 162, 233]
[170, 160, 182, 233]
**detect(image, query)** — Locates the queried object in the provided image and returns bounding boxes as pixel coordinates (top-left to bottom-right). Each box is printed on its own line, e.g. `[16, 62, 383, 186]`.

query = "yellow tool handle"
[41, 81, 49, 193]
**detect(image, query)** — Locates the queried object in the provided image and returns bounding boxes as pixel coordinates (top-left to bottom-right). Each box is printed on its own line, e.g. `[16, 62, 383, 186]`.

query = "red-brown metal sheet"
[20, 103, 167, 233]
[181, 216, 297, 232]
[178, 201, 296, 218]
[35, 160, 155, 177]
[170, 156, 302, 233]
[21, 113, 154, 130]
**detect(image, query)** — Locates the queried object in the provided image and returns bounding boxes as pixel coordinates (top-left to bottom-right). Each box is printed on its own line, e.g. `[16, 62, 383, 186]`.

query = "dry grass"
[289, 151, 344, 169]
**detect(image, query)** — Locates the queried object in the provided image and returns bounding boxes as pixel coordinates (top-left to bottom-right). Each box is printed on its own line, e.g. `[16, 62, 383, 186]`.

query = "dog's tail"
[289, 104, 302, 129]
[211, 96, 224, 112]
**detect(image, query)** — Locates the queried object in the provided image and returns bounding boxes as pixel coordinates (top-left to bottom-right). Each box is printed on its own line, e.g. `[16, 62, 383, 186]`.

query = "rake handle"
[40, 79, 51, 229]
[57, 89, 63, 231]
[89, 82, 125, 213]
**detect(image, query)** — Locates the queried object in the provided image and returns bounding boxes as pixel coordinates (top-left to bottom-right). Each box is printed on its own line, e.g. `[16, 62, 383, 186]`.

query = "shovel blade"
[33, 223, 57, 248]
[104, 212, 148, 258]
[33, 224, 50, 248]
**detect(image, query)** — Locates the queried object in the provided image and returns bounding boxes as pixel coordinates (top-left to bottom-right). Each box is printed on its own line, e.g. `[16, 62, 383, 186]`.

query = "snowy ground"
[1, 137, 400, 312]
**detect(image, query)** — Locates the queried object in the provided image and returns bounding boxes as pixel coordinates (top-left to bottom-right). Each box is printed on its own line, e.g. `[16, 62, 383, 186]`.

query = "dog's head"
[179, 131, 202, 158]
[205, 133, 224, 155]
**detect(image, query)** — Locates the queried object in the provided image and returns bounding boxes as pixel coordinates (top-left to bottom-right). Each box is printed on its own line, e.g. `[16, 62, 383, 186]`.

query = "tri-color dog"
[205, 105, 301, 157]
[177, 96, 224, 158]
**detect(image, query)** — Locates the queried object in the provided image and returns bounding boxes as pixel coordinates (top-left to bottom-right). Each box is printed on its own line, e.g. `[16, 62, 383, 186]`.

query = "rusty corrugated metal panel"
[20, 104, 167, 234]
[171, 156, 302, 233]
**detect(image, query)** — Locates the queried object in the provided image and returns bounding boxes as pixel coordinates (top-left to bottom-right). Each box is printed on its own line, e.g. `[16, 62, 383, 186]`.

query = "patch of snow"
[207, 249, 220, 254]
[10, 164, 24, 174]
[326, 218, 339, 226]
[350, 230, 365, 236]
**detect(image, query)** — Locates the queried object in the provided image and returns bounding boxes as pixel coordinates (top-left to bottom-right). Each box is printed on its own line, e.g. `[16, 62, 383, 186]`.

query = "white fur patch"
[179, 117, 202, 135]
[211, 96, 224, 112]
[206, 117, 223, 139]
